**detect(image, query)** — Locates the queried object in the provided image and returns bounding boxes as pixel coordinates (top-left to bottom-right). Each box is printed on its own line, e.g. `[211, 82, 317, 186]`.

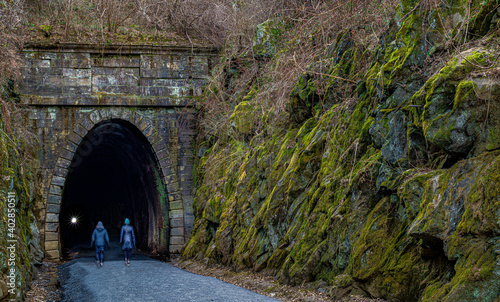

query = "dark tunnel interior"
[60, 119, 169, 257]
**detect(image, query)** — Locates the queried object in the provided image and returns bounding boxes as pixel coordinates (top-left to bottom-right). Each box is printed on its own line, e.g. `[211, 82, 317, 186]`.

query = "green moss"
[253, 18, 284, 58]
[469, 0, 499, 36]
[184, 2, 500, 301]
[0, 101, 41, 300]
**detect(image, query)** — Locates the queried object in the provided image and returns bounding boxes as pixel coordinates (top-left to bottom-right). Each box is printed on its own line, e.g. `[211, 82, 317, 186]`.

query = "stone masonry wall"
[18, 43, 218, 258]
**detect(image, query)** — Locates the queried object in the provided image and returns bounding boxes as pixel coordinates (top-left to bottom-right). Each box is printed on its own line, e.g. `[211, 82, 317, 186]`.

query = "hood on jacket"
[97, 221, 104, 230]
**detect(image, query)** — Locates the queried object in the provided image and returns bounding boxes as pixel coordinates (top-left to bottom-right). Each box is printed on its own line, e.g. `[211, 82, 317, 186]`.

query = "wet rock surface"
[184, 2, 500, 301]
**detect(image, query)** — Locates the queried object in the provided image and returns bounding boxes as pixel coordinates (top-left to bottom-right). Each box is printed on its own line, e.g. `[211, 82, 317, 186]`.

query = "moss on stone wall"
[184, 0, 500, 301]
[0, 98, 43, 300]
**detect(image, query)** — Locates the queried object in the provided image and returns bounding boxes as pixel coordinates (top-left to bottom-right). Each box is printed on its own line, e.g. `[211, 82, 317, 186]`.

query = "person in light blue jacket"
[90, 221, 109, 267]
[120, 218, 135, 266]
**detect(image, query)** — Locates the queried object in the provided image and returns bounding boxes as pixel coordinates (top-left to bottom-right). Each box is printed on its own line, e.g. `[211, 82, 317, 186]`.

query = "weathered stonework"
[19, 43, 218, 259]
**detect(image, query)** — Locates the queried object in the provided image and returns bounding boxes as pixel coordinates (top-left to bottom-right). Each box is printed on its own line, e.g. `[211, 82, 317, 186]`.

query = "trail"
[59, 254, 280, 302]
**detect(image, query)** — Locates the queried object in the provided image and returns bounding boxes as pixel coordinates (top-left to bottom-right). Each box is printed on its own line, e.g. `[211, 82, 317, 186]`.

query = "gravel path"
[58, 256, 281, 302]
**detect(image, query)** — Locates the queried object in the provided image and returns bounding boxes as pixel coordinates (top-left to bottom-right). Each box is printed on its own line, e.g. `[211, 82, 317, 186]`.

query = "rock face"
[184, 1, 500, 301]
[0, 100, 43, 301]
[253, 18, 283, 59]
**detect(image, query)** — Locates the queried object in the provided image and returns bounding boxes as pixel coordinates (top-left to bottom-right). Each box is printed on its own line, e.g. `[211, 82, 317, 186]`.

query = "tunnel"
[59, 119, 169, 257]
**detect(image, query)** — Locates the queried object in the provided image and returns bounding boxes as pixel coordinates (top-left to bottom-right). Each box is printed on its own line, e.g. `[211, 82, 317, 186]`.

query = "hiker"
[120, 218, 135, 266]
[90, 221, 109, 267]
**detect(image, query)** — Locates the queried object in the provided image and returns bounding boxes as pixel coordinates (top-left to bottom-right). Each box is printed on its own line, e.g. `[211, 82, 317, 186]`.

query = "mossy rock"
[230, 101, 256, 136]
[253, 18, 284, 59]
[416, 49, 496, 158]
[286, 74, 320, 125]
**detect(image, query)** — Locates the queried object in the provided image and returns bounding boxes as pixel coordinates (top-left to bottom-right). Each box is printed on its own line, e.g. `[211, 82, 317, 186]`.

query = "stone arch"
[43, 108, 185, 259]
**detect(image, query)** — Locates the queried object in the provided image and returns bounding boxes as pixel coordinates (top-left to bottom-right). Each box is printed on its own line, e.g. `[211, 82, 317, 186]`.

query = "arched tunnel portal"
[59, 119, 169, 257]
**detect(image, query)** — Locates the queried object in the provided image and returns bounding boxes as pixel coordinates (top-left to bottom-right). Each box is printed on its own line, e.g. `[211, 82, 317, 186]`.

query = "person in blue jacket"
[120, 218, 135, 266]
[90, 221, 109, 267]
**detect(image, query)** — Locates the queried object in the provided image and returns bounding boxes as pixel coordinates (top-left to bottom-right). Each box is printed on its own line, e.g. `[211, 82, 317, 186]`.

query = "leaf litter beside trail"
[171, 257, 387, 302]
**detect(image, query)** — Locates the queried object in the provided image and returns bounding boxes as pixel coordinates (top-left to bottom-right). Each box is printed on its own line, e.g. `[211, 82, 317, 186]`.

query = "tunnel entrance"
[59, 119, 169, 257]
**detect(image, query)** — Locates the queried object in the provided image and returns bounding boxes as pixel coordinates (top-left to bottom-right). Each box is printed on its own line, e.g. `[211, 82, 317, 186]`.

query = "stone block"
[169, 236, 185, 246]
[160, 156, 173, 167]
[100, 109, 112, 120]
[67, 132, 82, 145]
[156, 148, 171, 161]
[121, 109, 132, 121]
[171, 227, 184, 237]
[53, 167, 68, 178]
[91, 56, 141, 68]
[164, 174, 175, 183]
[45, 232, 58, 242]
[46, 213, 59, 223]
[143, 125, 154, 137]
[169, 209, 183, 219]
[141, 55, 185, 78]
[93, 85, 140, 95]
[53, 53, 91, 68]
[62, 68, 92, 86]
[28, 110, 38, 119]
[140, 85, 190, 97]
[45, 250, 59, 260]
[108, 107, 122, 119]
[183, 196, 194, 208]
[138, 118, 150, 131]
[140, 79, 185, 87]
[23, 58, 51, 68]
[162, 167, 173, 180]
[45, 241, 59, 251]
[49, 185, 62, 195]
[173, 192, 183, 201]
[152, 141, 167, 154]
[36, 119, 46, 127]
[48, 194, 61, 204]
[52, 176, 65, 186]
[169, 244, 183, 254]
[167, 182, 180, 192]
[74, 124, 88, 137]
[45, 223, 59, 232]
[37, 52, 57, 60]
[80, 117, 94, 131]
[184, 214, 195, 227]
[187, 56, 210, 78]
[147, 132, 161, 145]
[65, 140, 79, 153]
[47, 204, 60, 214]
[184, 227, 193, 239]
[169, 200, 183, 210]
[131, 111, 144, 125]
[56, 157, 71, 168]
[60, 149, 74, 161]
[91, 68, 140, 94]
[88, 110, 102, 123]
[170, 218, 184, 228]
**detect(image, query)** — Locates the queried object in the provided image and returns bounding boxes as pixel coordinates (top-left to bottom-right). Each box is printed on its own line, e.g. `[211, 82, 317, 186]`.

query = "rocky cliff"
[0, 90, 43, 301]
[183, 0, 500, 301]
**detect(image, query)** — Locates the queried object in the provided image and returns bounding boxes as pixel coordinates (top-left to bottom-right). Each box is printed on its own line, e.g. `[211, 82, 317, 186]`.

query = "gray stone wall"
[19, 43, 217, 258]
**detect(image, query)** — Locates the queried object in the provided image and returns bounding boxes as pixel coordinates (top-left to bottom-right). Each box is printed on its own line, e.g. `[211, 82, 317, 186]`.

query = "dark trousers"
[96, 245, 104, 262]
[124, 249, 132, 259]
